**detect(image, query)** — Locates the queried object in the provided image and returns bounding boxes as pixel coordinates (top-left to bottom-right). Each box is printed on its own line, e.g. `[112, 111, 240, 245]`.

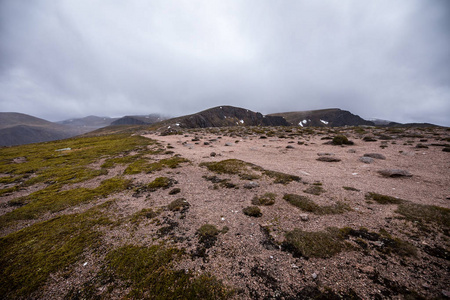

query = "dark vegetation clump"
[282, 228, 347, 258]
[104, 245, 232, 299]
[252, 193, 276, 206]
[332, 135, 354, 145]
[169, 187, 181, 195]
[283, 194, 351, 215]
[200, 159, 261, 180]
[343, 186, 360, 192]
[167, 198, 190, 212]
[263, 170, 301, 184]
[339, 227, 417, 257]
[243, 206, 262, 217]
[130, 208, 160, 225]
[147, 176, 175, 191]
[304, 185, 325, 195]
[365, 192, 404, 204]
[197, 224, 220, 248]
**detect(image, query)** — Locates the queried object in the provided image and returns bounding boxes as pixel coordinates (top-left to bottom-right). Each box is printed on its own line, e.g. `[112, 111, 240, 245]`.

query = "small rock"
[359, 266, 375, 273]
[224, 143, 233, 146]
[359, 157, 374, 164]
[363, 153, 386, 160]
[317, 152, 335, 156]
[378, 169, 412, 178]
[286, 145, 294, 149]
[317, 156, 341, 162]
[204, 142, 210, 145]
[244, 182, 259, 189]
[210, 152, 216, 157]
[312, 272, 318, 279]
[347, 149, 356, 153]
[299, 214, 309, 221]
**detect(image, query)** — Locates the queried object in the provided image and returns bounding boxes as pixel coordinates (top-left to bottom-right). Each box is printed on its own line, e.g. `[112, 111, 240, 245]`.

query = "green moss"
[283, 194, 351, 215]
[0, 177, 130, 228]
[243, 206, 262, 217]
[283, 229, 346, 258]
[197, 224, 220, 241]
[104, 245, 232, 299]
[0, 205, 111, 298]
[252, 192, 276, 206]
[396, 202, 450, 228]
[263, 170, 301, 184]
[365, 192, 404, 204]
[148, 176, 174, 190]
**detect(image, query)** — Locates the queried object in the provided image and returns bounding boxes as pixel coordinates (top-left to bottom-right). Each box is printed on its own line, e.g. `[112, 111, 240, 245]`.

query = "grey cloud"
[0, 0, 449, 125]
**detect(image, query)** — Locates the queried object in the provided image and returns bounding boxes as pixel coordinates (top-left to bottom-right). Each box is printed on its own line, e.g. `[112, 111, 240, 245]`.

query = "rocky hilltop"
[162, 106, 289, 129]
[111, 114, 166, 126]
[269, 108, 375, 127]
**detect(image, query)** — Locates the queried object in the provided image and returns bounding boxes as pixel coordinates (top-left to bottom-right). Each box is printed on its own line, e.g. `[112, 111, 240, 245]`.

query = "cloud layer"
[1, 0, 449, 125]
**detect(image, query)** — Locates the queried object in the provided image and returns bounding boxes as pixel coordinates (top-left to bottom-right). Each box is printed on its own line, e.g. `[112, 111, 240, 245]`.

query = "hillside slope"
[160, 106, 289, 129]
[269, 108, 375, 127]
[0, 112, 82, 146]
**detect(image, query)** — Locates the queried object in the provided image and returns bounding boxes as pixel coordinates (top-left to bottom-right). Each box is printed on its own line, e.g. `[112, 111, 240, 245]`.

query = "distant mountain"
[58, 116, 118, 131]
[111, 114, 167, 126]
[159, 106, 289, 129]
[269, 108, 375, 127]
[0, 112, 83, 146]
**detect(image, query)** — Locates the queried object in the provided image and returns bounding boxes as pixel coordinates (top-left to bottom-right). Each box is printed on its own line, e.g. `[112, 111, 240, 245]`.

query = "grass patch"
[197, 224, 220, 248]
[104, 245, 232, 299]
[252, 192, 276, 206]
[332, 135, 354, 145]
[0, 204, 112, 298]
[243, 206, 262, 217]
[130, 208, 160, 225]
[396, 202, 450, 229]
[365, 192, 404, 204]
[0, 177, 130, 228]
[0, 134, 156, 188]
[283, 229, 347, 258]
[200, 159, 261, 180]
[283, 194, 351, 215]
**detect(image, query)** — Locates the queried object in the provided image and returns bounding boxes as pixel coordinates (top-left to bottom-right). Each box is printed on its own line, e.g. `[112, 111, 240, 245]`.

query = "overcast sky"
[1, 0, 449, 125]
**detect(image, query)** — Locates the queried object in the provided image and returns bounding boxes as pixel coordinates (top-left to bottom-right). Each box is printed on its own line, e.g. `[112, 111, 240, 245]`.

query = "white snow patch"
[175, 123, 180, 126]
[239, 120, 244, 124]
[298, 122, 303, 127]
[302, 119, 308, 124]
[220, 106, 222, 109]
[320, 119, 329, 125]
[168, 126, 171, 129]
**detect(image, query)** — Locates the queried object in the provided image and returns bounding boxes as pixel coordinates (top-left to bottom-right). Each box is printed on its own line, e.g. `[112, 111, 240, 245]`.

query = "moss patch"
[283, 194, 352, 215]
[243, 206, 262, 217]
[396, 202, 450, 229]
[0, 177, 130, 228]
[304, 185, 325, 195]
[104, 245, 232, 299]
[168, 198, 190, 212]
[200, 159, 261, 180]
[148, 176, 175, 190]
[283, 229, 347, 258]
[124, 157, 189, 175]
[0, 205, 112, 298]
[365, 192, 404, 204]
[197, 224, 220, 248]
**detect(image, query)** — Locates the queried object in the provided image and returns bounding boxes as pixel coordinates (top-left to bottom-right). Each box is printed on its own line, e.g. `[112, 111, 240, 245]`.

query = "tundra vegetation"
[0, 125, 448, 299]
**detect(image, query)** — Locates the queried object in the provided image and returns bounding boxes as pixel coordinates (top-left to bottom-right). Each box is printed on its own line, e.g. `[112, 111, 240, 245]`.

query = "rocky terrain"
[0, 122, 449, 299]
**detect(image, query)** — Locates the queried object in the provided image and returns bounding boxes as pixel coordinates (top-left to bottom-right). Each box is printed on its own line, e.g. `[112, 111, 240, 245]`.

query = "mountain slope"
[269, 108, 375, 127]
[58, 116, 118, 130]
[160, 105, 289, 129]
[0, 112, 82, 146]
[111, 114, 167, 126]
